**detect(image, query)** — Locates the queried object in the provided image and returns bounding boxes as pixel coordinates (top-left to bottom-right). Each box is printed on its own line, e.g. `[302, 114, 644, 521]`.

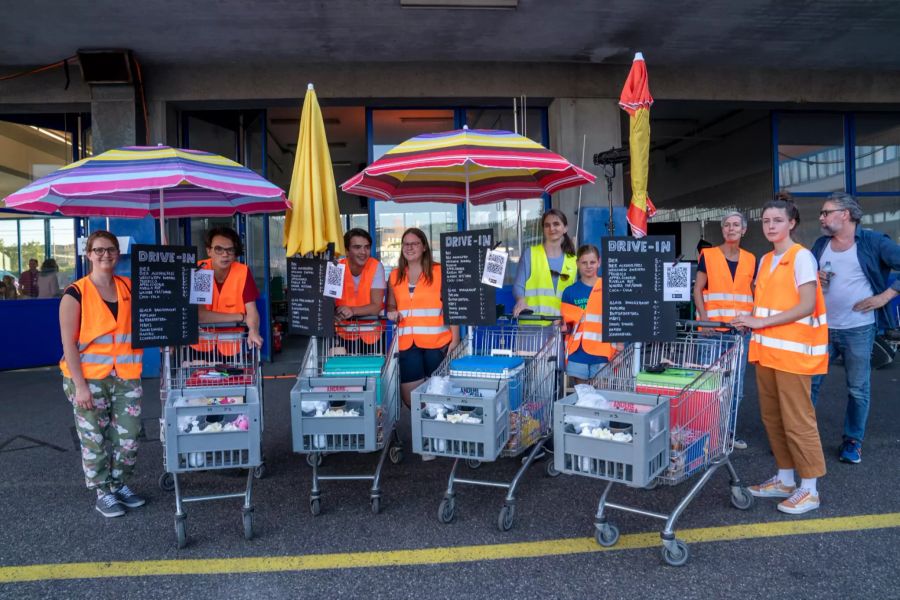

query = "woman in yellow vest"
[197, 227, 263, 349]
[335, 228, 386, 348]
[732, 194, 828, 516]
[386, 228, 459, 416]
[512, 209, 577, 319]
[59, 231, 145, 518]
[560, 245, 618, 383]
[692, 210, 756, 450]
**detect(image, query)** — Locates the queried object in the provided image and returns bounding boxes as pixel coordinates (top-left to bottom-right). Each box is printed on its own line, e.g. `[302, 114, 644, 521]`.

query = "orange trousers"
[755, 365, 827, 479]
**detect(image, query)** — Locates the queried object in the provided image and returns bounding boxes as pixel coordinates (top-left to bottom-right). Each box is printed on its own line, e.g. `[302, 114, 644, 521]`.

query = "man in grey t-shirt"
[811, 192, 900, 464]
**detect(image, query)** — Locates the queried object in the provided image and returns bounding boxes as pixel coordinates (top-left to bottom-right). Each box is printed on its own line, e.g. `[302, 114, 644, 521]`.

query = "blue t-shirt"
[561, 279, 607, 365]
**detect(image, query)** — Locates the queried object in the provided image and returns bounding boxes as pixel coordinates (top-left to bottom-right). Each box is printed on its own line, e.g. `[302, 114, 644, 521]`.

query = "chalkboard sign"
[287, 257, 334, 336]
[602, 236, 676, 342]
[131, 244, 199, 348]
[441, 229, 496, 326]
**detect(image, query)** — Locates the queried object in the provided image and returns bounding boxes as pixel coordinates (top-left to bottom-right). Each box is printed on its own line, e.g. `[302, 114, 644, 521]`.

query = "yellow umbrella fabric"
[284, 84, 345, 257]
[619, 52, 656, 238]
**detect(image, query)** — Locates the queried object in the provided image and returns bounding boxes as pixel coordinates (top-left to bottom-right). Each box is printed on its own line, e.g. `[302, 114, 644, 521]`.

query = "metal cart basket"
[411, 319, 559, 531]
[159, 325, 263, 548]
[290, 318, 402, 516]
[553, 321, 753, 565]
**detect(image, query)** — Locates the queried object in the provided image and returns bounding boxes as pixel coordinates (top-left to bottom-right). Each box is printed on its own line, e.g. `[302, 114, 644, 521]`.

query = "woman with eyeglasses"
[512, 209, 577, 320]
[197, 226, 263, 348]
[59, 231, 146, 518]
[386, 228, 460, 438]
[732, 193, 828, 516]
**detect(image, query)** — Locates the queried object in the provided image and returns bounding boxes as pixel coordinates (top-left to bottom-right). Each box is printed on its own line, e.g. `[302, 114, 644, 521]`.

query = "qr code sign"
[485, 253, 505, 276]
[326, 265, 344, 287]
[194, 272, 212, 292]
[665, 265, 688, 289]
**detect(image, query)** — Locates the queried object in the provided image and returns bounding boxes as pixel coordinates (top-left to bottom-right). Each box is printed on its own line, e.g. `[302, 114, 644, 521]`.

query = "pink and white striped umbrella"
[2, 145, 288, 218]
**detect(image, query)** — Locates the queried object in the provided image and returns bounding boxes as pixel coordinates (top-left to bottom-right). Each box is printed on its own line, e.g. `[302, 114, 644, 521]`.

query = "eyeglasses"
[550, 269, 571, 282]
[212, 246, 236, 255]
[90, 247, 119, 256]
[402, 242, 423, 249]
[819, 209, 847, 218]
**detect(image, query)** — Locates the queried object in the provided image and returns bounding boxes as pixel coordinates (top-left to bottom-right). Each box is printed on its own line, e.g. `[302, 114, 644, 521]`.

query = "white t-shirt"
[767, 247, 818, 287]
[351, 261, 386, 290]
[819, 242, 875, 329]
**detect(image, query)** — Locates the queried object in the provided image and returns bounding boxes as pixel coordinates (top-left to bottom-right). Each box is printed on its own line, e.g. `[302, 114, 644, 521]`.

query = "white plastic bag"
[426, 375, 452, 395]
[574, 384, 610, 409]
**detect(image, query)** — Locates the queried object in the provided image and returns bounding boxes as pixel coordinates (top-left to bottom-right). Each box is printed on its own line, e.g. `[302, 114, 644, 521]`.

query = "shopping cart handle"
[199, 321, 247, 330]
[676, 319, 739, 333]
[503, 312, 560, 323]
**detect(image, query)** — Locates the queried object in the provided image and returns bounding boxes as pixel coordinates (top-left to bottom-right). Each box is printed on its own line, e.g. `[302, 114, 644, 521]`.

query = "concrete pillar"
[548, 98, 623, 243]
[89, 85, 137, 153]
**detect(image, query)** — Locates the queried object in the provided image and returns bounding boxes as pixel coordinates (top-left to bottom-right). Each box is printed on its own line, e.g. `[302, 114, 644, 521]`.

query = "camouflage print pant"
[63, 375, 143, 496]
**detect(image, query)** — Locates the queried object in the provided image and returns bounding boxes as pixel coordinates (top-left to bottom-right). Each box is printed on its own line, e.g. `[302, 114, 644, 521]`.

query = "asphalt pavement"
[0, 342, 898, 599]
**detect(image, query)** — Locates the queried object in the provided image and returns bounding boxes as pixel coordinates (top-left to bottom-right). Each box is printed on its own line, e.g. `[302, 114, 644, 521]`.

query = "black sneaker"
[114, 485, 147, 508]
[95, 493, 126, 518]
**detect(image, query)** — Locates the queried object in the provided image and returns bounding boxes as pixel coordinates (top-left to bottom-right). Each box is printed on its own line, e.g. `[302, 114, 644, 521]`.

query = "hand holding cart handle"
[676, 319, 740, 333]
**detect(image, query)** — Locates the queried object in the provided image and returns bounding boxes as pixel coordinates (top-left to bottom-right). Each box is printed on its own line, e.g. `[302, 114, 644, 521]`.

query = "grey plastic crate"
[164, 385, 262, 473]
[290, 373, 393, 454]
[411, 376, 510, 461]
[553, 389, 669, 488]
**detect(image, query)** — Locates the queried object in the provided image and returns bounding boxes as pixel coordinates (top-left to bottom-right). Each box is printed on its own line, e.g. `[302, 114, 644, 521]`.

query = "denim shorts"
[398, 343, 447, 383]
[565, 359, 608, 380]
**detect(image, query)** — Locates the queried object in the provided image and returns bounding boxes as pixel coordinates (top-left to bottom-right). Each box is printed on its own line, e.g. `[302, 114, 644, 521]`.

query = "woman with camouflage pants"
[59, 231, 146, 517]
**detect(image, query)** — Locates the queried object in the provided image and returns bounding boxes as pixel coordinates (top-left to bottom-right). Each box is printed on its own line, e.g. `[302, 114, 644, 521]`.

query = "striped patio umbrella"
[2, 145, 288, 219]
[341, 127, 595, 205]
[619, 52, 656, 238]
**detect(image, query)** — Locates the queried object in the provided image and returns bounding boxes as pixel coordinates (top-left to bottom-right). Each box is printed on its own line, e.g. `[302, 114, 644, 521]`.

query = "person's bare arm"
[693, 270, 709, 321]
[244, 301, 263, 348]
[59, 295, 92, 409]
[732, 282, 817, 329]
[385, 285, 400, 322]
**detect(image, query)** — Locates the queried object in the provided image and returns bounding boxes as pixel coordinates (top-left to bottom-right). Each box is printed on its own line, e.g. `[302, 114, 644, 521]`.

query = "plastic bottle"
[821, 260, 833, 292]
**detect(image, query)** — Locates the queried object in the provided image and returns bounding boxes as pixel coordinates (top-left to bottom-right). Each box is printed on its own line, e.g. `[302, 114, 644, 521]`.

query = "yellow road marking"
[1, 512, 898, 583]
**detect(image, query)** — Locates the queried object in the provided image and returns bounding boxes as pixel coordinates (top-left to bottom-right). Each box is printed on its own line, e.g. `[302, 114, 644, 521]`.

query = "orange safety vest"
[335, 257, 384, 344]
[748, 244, 828, 375]
[60, 276, 143, 380]
[700, 246, 755, 323]
[390, 264, 451, 351]
[195, 258, 250, 355]
[565, 278, 617, 361]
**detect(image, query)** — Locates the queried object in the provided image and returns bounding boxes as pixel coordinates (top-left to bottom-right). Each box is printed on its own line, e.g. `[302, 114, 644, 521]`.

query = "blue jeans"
[811, 323, 877, 442]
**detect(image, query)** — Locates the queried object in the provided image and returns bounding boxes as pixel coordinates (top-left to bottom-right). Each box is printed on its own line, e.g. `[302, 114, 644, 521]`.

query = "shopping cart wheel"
[159, 472, 175, 492]
[595, 524, 620, 547]
[497, 504, 515, 532]
[661, 539, 690, 567]
[306, 453, 323, 468]
[370, 496, 381, 515]
[438, 496, 456, 524]
[175, 515, 187, 549]
[242, 508, 254, 540]
[309, 498, 322, 516]
[389, 446, 404, 464]
[253, 462, 267, 480]
[465, 459, 482, 470]
[730, 486, 754, 510]
[545, 460, 560, 478]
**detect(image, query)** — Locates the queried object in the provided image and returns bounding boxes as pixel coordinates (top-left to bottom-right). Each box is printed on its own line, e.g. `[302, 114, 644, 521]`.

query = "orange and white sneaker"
[778, 488, 820, 515]
[748, 476, 796, 498]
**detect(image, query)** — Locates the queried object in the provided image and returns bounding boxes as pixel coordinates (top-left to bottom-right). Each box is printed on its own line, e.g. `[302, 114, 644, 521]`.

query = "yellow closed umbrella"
[284, 83, 345, 257]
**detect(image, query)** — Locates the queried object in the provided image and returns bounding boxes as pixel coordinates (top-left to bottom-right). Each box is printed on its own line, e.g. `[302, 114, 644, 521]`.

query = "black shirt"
[64, 285, 118, 320]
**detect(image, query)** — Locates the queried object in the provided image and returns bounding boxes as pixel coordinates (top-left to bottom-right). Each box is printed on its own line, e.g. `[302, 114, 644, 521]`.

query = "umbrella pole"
[159, 188, 168, 245]
[465, 161, 471, 228]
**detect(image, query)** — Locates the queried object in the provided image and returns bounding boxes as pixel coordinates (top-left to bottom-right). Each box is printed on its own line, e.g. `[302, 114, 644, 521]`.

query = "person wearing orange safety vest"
[732, 194, 828, 517]
[560, 245, 617, 383]
[59, 231, 146, 518]
[693, 211, 756, 450]
[335, 228, 386, 347]
[386, 228, 459, 423]
[196, 227, 262, 352]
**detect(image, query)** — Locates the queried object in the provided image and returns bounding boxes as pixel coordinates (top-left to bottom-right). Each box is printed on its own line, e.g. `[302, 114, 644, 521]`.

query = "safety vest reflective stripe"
[704, 293, 754, 303]
[524, 304, 561, 316]
[584, 314, 602, 323]
[753, 307, 827, 328]
[705, 308, 752, 318]
[581, 331, 606, 342]
[524, 287, 556, 297]
[80, 354, 115, 365]
[398, 326, 450, 336]
[116, 354, 143, 364]
[404, 308, 443, 317]
[751, 333, 828, 356]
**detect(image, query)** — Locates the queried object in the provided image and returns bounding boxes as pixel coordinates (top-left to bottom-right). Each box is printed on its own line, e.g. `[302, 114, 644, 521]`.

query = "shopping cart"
[158, 324, 264, 548]
[553, 320, 753, 566]
[411, 316, 559, 531]
[290, 317, 402, 516]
